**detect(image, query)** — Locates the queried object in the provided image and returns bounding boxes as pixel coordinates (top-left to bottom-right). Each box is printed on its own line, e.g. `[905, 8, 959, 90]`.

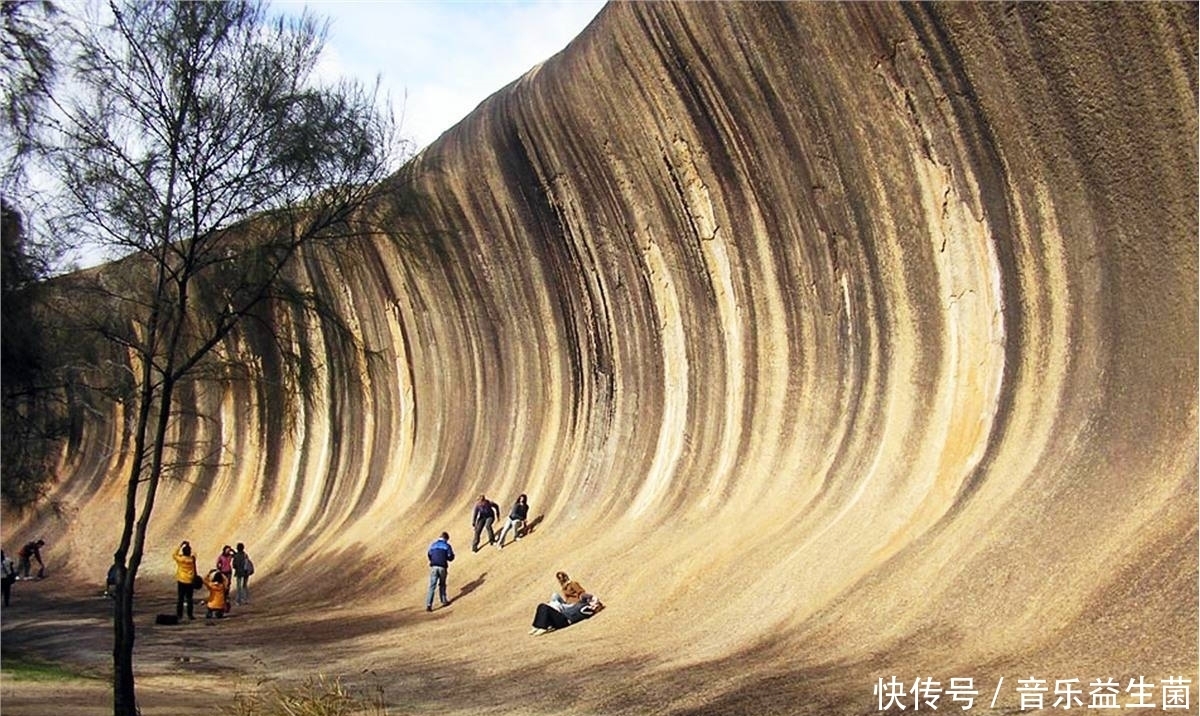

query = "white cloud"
[290, 0, 606, 149]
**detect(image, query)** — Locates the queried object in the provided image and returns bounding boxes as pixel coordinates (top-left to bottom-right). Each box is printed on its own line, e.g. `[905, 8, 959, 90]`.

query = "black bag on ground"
[155, 614, 179, 625]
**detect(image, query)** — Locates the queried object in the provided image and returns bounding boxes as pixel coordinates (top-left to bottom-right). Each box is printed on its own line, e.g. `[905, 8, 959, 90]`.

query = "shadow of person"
[451, 572, 487, 604]
[522, 515, 544, 537]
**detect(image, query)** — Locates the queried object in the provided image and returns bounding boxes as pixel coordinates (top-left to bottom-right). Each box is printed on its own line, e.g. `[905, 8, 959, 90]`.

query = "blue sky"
[292, 1, 607, 150]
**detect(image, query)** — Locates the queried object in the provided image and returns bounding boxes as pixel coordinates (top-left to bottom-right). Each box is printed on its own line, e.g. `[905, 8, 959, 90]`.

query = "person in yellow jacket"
[202, 570, 229, 620]
[173, 541, 198, 621]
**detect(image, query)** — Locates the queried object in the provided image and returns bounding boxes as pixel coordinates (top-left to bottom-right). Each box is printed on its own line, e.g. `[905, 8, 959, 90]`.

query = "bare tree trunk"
[112, 367, 175, 716]
[111, 400, 151, 715]
[112, 575, 136, 715]
[109, 270, 164, 716]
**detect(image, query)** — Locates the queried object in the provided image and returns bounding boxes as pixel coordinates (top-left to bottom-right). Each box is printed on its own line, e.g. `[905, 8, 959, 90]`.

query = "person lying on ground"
[530, 593, 604, 636]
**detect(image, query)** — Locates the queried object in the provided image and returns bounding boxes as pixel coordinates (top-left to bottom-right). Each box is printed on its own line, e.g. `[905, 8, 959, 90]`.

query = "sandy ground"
[2, 575, 281, 716]
[0, 574, 470, 716]
[0, 555, 912, 716]
[0, 563, 678, 716]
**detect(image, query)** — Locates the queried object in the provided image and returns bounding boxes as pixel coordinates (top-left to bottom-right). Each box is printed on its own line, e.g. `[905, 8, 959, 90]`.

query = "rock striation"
[5, 3, 1197, 714]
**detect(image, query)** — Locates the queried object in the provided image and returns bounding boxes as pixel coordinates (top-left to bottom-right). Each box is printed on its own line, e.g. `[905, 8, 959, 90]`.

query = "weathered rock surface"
[5, 3, 1196, 714]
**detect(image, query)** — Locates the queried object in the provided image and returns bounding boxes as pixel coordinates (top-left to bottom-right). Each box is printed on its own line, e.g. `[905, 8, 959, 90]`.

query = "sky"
[291, 1, 607, 151]
[39, 0, 605, 270]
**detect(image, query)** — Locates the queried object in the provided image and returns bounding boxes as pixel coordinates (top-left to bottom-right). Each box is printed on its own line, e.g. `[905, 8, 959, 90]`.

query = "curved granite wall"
[9, 3, 1196, 713]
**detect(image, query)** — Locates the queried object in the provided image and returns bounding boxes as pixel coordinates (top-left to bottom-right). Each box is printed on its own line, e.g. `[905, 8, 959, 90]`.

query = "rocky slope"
[5, 3, 1197, 714]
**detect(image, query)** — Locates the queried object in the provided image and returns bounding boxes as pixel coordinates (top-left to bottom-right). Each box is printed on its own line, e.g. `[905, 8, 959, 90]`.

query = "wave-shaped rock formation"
[7, 3, 1197, 714]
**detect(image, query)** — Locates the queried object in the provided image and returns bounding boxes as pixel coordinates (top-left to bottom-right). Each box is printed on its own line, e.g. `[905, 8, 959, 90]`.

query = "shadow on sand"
[522, 515, 544, 536]
[449, 572, 486, 605]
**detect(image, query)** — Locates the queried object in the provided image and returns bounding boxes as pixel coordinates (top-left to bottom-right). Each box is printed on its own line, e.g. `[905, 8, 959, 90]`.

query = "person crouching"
[202, 570, 229, 621]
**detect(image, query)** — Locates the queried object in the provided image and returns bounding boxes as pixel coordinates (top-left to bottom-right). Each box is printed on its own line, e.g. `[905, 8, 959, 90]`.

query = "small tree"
[1, 200, 66, 509]
[1, 1, 69, 511]
[1, 0, 59, 182]
[40, 2, 400, 713]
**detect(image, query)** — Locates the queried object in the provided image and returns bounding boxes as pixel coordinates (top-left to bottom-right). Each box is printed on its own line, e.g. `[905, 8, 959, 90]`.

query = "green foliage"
[0, 199, 64, 510]
[1, 655, 95, 682]
[2, 201, 45, 384]
[0, 0, 59, 180]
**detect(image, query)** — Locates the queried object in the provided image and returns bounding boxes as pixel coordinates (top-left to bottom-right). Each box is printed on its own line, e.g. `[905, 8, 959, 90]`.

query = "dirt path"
[0, 575, 382, 716]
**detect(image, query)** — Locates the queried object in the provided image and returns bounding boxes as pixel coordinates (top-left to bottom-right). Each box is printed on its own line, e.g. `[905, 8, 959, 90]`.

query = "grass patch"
[226, 674, 391, 716]
[1, 655, 94, 682]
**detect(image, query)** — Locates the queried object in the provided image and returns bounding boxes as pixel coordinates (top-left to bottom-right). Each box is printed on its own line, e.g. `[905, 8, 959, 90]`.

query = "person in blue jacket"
[426, 532, 455, 611]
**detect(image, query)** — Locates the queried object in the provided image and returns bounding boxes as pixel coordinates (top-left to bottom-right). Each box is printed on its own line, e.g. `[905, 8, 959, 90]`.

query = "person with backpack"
[425, 532, 455, 611]
[496, 494, 529, 549]
[231, 542, 254, 606]
[17, 539, 45, 579]
[471, 495, 500, 552]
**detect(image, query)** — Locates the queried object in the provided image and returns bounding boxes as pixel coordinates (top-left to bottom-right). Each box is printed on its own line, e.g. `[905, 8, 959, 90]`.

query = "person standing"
[426, 532, 455, 611]
[231, 542, 254, 606]
[104, 553, 121, 599]
[173, 540, 198, 621]
[17, 539, 45, 579]
[215, 545, 234, 598]
[496, 494, 529, 549]
[471, 495, 500, 552]
[1, 550, 17, 606]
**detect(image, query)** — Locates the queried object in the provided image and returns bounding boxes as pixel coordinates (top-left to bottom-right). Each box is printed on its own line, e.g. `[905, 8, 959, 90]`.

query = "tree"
[1, 1, 68, 511]
[1, 0, 58, 182]
[39, 2, 400, 713]
[1, 199, 64, 508]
